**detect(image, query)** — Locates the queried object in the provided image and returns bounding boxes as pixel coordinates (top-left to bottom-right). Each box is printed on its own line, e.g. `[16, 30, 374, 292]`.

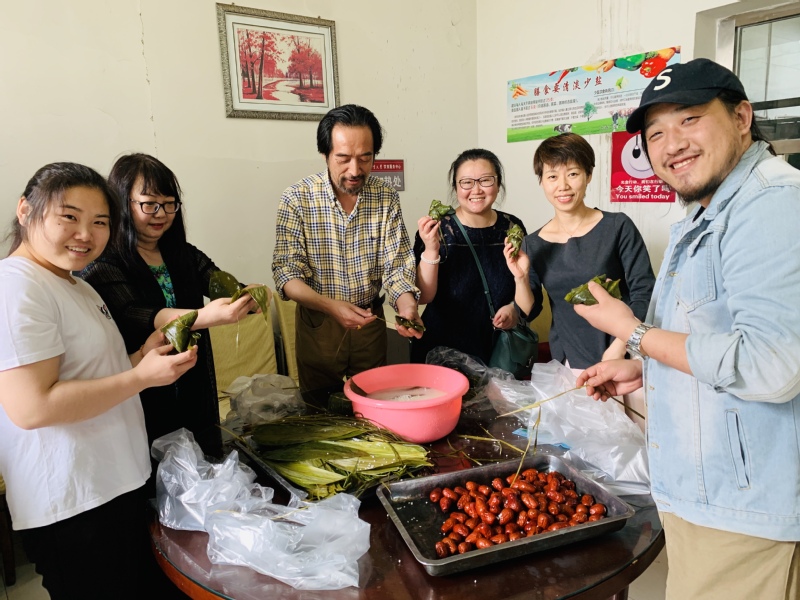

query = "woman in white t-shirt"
[0, 163, 197, 599]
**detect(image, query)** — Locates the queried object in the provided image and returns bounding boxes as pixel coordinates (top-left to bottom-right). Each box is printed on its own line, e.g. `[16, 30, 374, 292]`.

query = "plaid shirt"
[272, 170, 419, 308]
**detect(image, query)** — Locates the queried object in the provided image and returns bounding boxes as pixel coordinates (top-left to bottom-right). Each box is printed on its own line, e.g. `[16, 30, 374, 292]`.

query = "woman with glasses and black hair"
[81, 153, 254, 473]
[411, 148, 536, 365]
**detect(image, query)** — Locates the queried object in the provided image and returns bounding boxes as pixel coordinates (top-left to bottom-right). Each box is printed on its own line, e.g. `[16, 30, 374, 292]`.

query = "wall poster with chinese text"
[372, 160, 405, 191]
[507, 47, 680, 143]
[610, 131, 675, 203]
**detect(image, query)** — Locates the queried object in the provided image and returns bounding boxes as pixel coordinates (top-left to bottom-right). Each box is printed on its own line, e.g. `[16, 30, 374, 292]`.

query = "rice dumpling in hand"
[395, 315, 426, 332]
[161, 310, 201, 352]
[506, 223, 524, 257]
[209, 270, 271, 324]
[209, 270, 243, 300]
[564, 275, 622, 305]
[428, 199, 453, 221]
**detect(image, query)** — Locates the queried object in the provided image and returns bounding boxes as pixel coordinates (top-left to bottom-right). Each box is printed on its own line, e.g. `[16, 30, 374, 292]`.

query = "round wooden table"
[150, 392, 663, 599]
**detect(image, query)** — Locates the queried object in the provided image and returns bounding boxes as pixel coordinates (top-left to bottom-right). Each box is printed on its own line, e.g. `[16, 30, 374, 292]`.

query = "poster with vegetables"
[507, 47, 680, 143]
[610, 130, 675, 203]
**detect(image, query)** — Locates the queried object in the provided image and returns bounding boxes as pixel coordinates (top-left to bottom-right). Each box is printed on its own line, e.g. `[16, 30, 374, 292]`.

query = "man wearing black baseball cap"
[574, 58, 800, 598]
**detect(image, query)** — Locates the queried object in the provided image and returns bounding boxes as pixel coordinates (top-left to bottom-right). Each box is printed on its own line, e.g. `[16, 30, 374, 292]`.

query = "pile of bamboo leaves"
[250, 415, 432, 500]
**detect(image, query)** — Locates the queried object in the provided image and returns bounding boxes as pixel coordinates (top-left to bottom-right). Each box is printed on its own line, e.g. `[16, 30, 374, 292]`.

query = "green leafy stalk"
[250, 414, 432, 500]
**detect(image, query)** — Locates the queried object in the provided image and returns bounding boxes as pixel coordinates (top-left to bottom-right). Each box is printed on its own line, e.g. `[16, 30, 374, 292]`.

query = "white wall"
[3, 0, 794, 281]
[475, 0, 789, 271]
[0, 0, 478, 283]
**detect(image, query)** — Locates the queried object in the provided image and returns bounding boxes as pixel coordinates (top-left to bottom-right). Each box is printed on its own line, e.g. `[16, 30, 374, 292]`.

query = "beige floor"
[0, 529, 667, 599]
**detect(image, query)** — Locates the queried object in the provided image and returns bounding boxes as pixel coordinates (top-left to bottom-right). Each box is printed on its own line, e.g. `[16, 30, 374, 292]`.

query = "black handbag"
[452, 215, 538, 379]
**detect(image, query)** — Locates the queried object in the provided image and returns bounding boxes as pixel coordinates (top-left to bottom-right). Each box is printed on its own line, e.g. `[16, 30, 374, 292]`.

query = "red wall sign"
[610, 131, 675, 203]
[372, 159, 405, 191]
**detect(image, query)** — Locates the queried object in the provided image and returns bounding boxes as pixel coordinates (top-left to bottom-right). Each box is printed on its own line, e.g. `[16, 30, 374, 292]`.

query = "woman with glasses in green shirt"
[81, 154, 253, 481]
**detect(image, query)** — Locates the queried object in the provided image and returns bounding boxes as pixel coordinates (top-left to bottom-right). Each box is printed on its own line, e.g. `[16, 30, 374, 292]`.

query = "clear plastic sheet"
[204, 492, 370, 590]
[223, 373, 304, 425]
[152, 428, 265, 531]
[486, 361, 650, 495]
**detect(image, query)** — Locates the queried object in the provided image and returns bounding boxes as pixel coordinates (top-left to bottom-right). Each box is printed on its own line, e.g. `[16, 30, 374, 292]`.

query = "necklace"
[559, 210, 591, 239]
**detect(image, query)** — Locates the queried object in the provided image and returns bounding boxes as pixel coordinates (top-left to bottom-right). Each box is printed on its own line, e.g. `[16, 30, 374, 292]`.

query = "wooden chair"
[0, 474, 15, 586]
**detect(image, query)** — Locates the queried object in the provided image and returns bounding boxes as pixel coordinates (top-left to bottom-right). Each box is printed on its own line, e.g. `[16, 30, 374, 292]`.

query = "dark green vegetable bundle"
[161, 310, 201, 352]
[209, 270, 270, 325]
[250, 415, 431, 500]
[507, 223, 524, 257]
[564, 275, 622, 305]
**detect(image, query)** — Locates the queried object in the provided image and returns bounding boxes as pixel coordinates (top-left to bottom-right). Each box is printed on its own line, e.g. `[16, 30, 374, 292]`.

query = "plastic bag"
[205, 492, 370, 590]
[224, 373, 304, 425]
[425, 346, 514, 411]
[487, 361, 649, 494]
[152, 428, 266, 531]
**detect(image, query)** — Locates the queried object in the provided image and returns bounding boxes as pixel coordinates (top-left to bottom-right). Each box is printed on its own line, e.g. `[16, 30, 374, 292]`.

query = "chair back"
[273, 296, 299, 385]
[530, 286, 551, 343]
[209, 296, 278, 395]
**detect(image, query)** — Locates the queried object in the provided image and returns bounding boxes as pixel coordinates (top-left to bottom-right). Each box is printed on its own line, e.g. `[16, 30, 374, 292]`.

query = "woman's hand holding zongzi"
[195, 295, 254, 329]
[135, 344, 198, 388]
[129, 330, 170, 367]
[503, 240, 529, 281]
[417, 216, 441, 255]
[573, 281, 638, 340]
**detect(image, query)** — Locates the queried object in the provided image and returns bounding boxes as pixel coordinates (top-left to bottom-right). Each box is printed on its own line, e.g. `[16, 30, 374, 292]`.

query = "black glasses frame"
[130, 200, 182, 214]
[457, 175, 497, 190]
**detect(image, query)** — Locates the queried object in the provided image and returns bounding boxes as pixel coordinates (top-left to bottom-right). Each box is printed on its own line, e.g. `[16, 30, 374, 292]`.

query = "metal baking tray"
[376, 454, 634, 576]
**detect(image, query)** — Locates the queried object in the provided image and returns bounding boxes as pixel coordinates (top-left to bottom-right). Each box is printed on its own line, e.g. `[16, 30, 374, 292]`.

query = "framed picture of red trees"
[216, 4, 339, 120]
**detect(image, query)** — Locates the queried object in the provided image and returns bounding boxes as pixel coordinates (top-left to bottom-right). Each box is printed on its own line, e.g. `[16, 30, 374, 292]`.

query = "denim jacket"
[645, 141, 800, 541]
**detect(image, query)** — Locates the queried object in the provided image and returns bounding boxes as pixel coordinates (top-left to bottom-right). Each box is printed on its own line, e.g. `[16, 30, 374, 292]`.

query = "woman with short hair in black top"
[504, 133, 655, 369]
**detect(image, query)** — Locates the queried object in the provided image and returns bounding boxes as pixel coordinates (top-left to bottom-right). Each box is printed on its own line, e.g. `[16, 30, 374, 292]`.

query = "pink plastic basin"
[343, 364, 469, 444]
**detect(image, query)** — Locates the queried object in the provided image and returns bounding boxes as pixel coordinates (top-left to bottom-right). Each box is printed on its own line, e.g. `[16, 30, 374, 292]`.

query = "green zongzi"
[564, 275, 622, 305]
[161, 310, 201, 352]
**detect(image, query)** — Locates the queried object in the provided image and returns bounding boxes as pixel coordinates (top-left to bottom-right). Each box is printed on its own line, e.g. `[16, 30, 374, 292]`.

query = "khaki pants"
[662, 512, 799, 600]
[295, 303, 387, 392]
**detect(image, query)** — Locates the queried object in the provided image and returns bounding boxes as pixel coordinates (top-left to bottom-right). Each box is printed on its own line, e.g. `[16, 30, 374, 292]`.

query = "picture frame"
[216, 3, 339, 121]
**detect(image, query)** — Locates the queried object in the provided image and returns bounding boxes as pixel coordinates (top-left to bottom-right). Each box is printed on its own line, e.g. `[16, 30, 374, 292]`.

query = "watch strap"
[626, 323, 655, 359]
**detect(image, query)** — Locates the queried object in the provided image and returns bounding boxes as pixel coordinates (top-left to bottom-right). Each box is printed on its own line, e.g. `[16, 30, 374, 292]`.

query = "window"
[736, 11, 800, 148]
[724, 4, 800, 160]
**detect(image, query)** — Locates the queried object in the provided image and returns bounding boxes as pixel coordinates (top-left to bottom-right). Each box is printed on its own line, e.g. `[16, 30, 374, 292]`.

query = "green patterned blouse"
[149, 263, 177, 308]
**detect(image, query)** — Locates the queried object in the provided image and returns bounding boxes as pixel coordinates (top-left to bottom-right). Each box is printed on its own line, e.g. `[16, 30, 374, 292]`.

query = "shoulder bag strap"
[451, 213, 496, 318]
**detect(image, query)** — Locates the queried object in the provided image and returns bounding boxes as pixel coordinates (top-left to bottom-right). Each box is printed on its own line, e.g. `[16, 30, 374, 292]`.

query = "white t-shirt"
[0, 257, 150, 530]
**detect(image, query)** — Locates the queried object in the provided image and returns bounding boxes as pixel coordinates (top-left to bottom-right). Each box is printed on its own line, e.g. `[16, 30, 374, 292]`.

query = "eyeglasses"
[130, 200, 181, 214]
[458, 175, 497, 190]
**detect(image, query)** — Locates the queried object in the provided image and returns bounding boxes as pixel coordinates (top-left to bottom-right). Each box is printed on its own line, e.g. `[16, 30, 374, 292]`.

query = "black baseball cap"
[626, 58, 748, 133]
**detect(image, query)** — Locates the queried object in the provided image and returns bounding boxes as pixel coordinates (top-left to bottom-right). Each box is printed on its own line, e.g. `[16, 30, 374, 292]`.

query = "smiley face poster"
[610, 130, 676, 203]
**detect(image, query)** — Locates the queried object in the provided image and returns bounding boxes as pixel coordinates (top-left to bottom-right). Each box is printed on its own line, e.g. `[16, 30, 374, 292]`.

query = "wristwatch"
[626, 323, 656, 359]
